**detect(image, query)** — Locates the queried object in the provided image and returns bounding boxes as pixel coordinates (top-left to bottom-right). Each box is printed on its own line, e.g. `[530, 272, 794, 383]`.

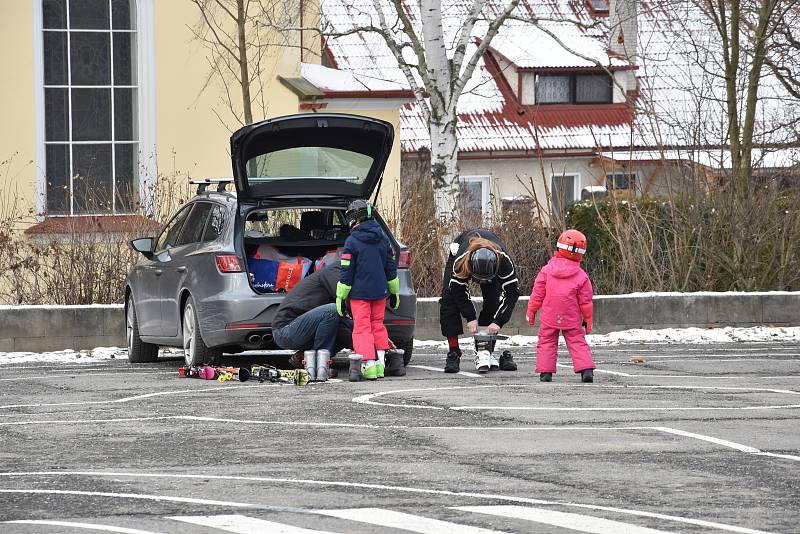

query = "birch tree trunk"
[429, 118, 460, 216]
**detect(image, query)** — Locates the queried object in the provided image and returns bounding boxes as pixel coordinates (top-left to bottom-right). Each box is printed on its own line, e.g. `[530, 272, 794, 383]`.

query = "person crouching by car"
[336, 200, 401, 381]
[440, 229, 520, 373]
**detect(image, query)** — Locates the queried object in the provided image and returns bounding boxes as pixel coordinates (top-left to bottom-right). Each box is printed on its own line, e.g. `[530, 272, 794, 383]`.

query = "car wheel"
[182, 296, 222, 367]
[126, 298, 159, 363]
[401, 339, 414, 366]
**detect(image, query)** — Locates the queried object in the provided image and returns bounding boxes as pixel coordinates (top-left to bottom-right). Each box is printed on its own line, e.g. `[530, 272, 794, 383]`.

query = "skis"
[250, 365, 310, 386]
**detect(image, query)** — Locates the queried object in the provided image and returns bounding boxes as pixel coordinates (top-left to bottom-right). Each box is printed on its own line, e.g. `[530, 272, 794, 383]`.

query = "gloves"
[526, 300, 541, 326]
[387, 277, 400, 310]
[336, 282, 352, 318]
[579, 302, 593, 334]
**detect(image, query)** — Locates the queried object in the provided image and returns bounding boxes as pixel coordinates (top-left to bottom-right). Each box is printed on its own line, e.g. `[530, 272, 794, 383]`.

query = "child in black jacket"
[336, 200, 399, 380]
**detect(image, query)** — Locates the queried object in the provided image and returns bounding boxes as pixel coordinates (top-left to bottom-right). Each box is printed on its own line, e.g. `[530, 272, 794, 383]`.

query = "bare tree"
[325, 0, 608, 214]
[190, 0, 306, 129]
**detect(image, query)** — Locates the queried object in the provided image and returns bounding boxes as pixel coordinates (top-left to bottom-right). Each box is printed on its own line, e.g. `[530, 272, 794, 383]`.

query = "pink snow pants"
[535, 324, 595, 373]
[351, 299, 390, 361]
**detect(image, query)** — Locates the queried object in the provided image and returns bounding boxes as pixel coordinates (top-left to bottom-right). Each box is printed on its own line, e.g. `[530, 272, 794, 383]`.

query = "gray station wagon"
[125, 113, 416, 367]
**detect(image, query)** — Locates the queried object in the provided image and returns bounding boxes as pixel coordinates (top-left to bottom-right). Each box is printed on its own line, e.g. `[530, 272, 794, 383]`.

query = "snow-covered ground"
[414, 325, 800, 349]
[0, 326, 798, 365]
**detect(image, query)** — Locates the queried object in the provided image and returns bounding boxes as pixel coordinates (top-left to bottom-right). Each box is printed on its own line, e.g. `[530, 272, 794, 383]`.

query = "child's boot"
[581, 369, 594, 383]
[303, 350, 317, 382]
[376, 350, 386, 379]
[540, 372, 553, 382]
[385, 349, 406, 376]
[361, 359, 379, 381]
[348, 354, 363, 382]
[499, 350, 517, 371]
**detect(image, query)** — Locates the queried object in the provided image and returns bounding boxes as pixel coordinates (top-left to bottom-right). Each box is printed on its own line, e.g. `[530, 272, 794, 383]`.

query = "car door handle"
[155, 269, 163, 276]
[177, 266, 187, 273]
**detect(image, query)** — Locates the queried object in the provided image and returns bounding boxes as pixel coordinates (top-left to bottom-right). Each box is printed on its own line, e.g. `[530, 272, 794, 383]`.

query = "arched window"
[41, 0, 139, 215]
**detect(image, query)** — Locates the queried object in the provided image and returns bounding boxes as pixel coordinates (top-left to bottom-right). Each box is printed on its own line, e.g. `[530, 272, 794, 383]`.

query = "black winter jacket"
[272, 264, 341, 330]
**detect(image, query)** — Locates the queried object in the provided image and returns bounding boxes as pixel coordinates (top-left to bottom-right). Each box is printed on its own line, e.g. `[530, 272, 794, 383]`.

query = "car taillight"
[398, 249, 412, 268]
[215, 255, 243, 273]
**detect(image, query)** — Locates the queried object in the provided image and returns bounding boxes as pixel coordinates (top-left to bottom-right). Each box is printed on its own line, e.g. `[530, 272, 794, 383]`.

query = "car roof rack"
[190, 178, 234, 194]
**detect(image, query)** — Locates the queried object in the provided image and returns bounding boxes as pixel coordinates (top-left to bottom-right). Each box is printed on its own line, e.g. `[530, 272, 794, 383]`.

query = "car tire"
[401, 339, 413, 366]
[182, 296, 222, 367]
[126, 298, 159, 363]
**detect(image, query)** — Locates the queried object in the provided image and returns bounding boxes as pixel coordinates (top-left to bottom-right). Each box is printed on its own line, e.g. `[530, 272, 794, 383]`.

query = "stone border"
[0, 292, 798, 352]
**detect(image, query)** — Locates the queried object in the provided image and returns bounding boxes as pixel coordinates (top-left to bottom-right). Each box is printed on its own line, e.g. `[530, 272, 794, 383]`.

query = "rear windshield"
[246, 147, 374, 184]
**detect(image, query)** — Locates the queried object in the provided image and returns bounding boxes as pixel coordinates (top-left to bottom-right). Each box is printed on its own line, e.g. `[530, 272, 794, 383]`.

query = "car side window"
[176, 202, 214, 246]
[156, 204, 193, 252]
[202, 204, 226, 242]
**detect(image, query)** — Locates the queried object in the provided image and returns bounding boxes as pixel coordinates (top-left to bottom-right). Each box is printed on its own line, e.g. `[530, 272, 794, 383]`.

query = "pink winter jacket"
[527, 256, 593, 329]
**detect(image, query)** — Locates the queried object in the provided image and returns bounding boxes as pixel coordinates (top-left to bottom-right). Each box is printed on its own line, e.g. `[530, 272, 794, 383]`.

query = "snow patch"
[0, 347, 127, 365]
[415, 326, 800, 349]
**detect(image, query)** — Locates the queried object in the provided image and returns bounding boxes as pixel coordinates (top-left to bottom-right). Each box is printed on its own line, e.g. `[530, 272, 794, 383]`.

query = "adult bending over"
[440, 228, 520, 373]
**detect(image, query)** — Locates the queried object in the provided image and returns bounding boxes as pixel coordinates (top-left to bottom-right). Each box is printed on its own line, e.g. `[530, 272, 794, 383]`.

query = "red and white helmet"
[556, 229, 587, 261]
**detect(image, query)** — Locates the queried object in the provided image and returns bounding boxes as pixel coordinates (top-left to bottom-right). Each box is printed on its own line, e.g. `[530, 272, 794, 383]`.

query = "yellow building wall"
[0, 2, 37, 214]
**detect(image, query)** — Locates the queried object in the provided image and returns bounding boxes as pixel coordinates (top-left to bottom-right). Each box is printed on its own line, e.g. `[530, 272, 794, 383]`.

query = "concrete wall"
[1, 292, 798, 352]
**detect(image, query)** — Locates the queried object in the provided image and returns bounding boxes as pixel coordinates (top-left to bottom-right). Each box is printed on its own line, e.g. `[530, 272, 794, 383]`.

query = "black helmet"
[470, 247, 498, 281]
[345, 199, 373, 227]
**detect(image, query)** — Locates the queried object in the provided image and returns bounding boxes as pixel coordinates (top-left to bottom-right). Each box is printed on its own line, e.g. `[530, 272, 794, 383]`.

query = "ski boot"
[444, 348, 462, 373]
[361, 359, 379, 381]
[376, 350, 386, 379]
[540, 372, 553, 382]
[303, 350, 317, 382]
[348, 354, 364, 382]
[488, 352, 500, 371]
[385, 349, 406, 376]
[473, 333, 493, 373]
[315, 349, 331, 383]
[474, 350, 491, 373]
[581, 369, 594, 383]
[499, 350, 517, 371]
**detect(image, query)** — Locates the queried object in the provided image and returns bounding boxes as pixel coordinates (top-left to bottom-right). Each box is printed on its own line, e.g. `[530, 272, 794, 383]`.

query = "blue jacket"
[340, 220, 397, 300]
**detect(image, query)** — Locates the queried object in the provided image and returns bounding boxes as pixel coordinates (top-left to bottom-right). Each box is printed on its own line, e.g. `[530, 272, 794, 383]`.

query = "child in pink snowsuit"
[527, 229, 595, 383]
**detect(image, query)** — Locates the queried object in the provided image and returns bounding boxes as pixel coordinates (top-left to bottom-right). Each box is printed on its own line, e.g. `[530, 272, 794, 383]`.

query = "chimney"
[609, 0, 638, 64]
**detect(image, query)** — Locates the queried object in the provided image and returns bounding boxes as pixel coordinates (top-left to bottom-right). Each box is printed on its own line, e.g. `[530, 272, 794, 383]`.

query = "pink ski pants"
[351, 299, 390, 361]
[535, 324, 595, 373]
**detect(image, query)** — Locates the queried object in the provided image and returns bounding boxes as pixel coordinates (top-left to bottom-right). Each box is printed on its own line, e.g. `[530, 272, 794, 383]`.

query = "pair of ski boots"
[445, 332, 517, 374]
[302, 350, 336, 382]
[349, 350, 406, 381]
[540, 369, 594, 383]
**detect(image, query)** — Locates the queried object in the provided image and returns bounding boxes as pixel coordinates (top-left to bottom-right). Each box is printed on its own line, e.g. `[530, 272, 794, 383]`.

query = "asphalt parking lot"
[0, 341, 798, 534]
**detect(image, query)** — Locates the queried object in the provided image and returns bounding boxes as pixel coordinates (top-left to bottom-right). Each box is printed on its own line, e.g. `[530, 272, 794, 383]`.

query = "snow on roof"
[300, 62, 410, 95]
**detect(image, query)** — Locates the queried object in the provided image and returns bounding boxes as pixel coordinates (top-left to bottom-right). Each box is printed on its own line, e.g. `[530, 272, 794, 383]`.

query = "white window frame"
[460, 175, 492, 220]
[550, 172, 580, 216]
[33, 0, 156, 219]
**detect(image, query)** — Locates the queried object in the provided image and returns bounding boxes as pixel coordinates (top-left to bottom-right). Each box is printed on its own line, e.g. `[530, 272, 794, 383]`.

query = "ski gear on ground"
[535, 324, 595, 374]
[350, 298, 390, 360]
[474, 350, 491, 373]
[556, 229, 587, 262]
[444, 348, 462, 373]
[489, 352, 499, 371]
[340, 219, 397, 301]
[440, 228, 519, 337]
[348, 354, 363, 382]
[316, 349, 331, 382]
[540, 372, 553, 382]
[303, 350, 317, 381]
[385, 349, 407, 376]
[499, 351, 517, 371]
[581, 369, 594, 383]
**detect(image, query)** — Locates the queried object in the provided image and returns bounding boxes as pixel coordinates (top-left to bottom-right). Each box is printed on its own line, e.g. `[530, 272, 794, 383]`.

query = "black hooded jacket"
[272, 264, 341, 330]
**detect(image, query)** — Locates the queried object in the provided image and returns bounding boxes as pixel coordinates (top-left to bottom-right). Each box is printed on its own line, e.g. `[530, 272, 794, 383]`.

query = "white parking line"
[4, 520, 163, 534]
[0, 371, 172, 382]
[0, 488, 257, 508]
[457, 505, 669, 534]
[314, 507, 507, 533]
[409, 365, 485, 378]
[0, 473, 775, 534]
[169, 515, 336, 534]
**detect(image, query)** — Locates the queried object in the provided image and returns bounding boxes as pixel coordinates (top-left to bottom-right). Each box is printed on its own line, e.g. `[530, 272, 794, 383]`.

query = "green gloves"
[387, 277, 400, 310]
[336, 282, 352, 318]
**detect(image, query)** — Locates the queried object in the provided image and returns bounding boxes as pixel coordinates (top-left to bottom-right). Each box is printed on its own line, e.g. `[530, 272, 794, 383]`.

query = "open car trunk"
[242, 207, 351, 294]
